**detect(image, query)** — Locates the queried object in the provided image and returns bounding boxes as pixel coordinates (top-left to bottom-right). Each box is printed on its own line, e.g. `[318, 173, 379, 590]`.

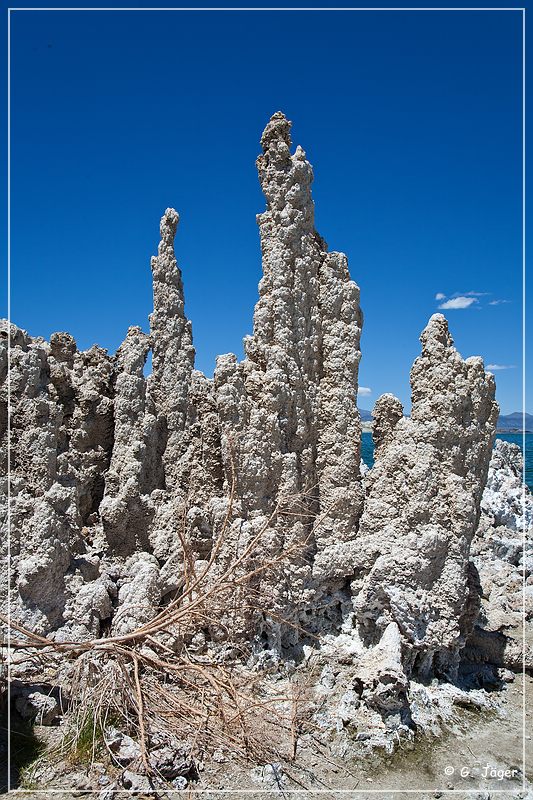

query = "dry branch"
[2, 481, 327, 787]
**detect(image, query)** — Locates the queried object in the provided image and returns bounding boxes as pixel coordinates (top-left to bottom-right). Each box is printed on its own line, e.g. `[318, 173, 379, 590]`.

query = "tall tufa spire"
[148, 207, 195, 493]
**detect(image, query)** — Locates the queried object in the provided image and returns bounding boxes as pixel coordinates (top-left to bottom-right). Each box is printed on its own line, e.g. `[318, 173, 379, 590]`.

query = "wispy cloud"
[358, 386, 372, 397]
[438, 296, 478, 310]
[437, 291, 511, 311]
[486, 364, 515, 371]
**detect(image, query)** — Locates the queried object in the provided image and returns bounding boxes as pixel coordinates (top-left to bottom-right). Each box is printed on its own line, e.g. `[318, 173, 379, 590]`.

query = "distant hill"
[497, 412, 533, 432]
[360, 408, 532, 432]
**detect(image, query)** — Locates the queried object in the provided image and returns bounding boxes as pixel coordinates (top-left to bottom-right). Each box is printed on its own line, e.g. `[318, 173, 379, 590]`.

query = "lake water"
[360, 431, 533, 490]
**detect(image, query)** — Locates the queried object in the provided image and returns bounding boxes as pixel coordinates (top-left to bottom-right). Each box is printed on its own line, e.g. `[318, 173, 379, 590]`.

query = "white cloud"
[435, 292, 446, 300]
[463, 291, 489, 297]
[486, 364, 515, 371]
[358, 386, 372, 397]
[489, 299, 511, 306]
[438, 296, 478, 310]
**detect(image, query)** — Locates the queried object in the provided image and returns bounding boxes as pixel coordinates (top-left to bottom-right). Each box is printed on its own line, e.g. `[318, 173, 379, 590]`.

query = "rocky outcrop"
[1, 322, 114, 635]
[466, 440, 533, 667]
[148, 207, 194, 496]
[2, 113, 511, 693]
[352, 314, 499, 679]
[481, 438, 532, 533]
[213, 113, 364, 646]
[99, 326, 153, 554]
[1, 113, 365, 646]
[146, 209, 223, 583]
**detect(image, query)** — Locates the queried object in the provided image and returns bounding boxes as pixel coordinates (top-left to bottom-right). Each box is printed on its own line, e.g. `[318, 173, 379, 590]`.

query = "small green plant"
[68, 710, 105, 765]
[67, 705, 126, 767]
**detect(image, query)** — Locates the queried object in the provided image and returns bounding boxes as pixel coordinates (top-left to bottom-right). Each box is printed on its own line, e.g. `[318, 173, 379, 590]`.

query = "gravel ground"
[3, 674, 531, 800]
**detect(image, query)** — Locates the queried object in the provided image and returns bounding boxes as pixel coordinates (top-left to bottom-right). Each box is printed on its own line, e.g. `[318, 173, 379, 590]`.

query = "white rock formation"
[355, 621, 409, 718]
[1, 113, 365, 646]
[146, 209, 223, 579]
[148, 207, 195, 496]
[213, 112, 364, 646]
[99, 325, 153, 554]
[2, 113, 518, 708]
[481, 438, 533, 532]
[468, 440, 533, 655]
[352, 314, 499, 679]
[1, 322, 113, 635]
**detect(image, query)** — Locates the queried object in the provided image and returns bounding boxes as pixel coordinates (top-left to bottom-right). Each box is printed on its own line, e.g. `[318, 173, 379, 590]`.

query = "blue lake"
[360, 431, 533, 490]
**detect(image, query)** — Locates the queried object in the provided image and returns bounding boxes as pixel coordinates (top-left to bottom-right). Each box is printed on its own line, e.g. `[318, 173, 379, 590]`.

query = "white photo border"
[5, 5, 527, 794]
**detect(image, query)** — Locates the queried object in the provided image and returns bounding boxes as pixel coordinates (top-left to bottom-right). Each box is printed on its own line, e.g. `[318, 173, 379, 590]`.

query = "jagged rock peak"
[148, 204, 195, 494]
[158, 207, 180, 251]
[259, 110, 292, 151]
[116, 326, 150, 373]
[421, 311, 453, 347]
[212, 111, 364, 645]
[256, 111, 317, 235]
[353, 314, 499, 679]
[50, 331, 77, 364]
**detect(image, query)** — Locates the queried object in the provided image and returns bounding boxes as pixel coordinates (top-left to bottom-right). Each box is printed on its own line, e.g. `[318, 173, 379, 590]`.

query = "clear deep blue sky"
[7, 7, 526, 414]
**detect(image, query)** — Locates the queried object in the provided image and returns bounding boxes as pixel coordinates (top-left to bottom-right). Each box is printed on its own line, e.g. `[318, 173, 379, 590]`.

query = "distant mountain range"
[359, 409, 533, 432]
[497, 412, 533, 432]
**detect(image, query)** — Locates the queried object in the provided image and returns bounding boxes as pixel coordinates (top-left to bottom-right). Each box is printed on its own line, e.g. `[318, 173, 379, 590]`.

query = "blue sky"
[6, 7, 526, 414]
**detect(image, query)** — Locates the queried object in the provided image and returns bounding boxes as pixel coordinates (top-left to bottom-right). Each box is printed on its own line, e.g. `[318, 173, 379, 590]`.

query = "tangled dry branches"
[1, 475, 327, 790]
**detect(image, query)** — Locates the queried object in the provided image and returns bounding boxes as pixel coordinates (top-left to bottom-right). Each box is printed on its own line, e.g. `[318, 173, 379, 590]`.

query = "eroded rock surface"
[465, 440, 533, 673]
[99, 325, 153, 554]
[212, 112, 364, 646]
[1, 322, 114, 635]
[1, 114, 364, 648]
[2, 113, 524, 715]
[352, 314, 499, 679]
[481, 438, 532, 533]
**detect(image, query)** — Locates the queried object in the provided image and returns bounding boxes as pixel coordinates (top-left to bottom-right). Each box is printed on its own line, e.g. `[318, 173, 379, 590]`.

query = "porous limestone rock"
[213, 112, 364, 646]
[464, 440, 533, 672]
[2, 322, 86, 633]
[1, 114, 517, 695]
[481, 438, 533, 533]
[111, 552, 161, 636]
[371, 393, 403, 459]
[148, 208, 195, 496]
[352, 314, 499, 679]
[475, 440, 533, 624]
[355, 621, 409, 721]
[145, 209, 223, 578]
[99, 326, 154, 554]
[2, 114, 366, 649]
